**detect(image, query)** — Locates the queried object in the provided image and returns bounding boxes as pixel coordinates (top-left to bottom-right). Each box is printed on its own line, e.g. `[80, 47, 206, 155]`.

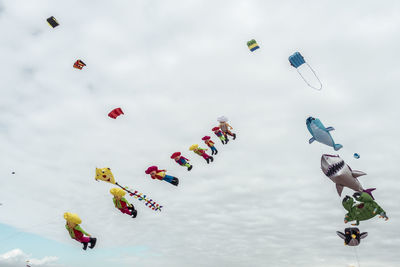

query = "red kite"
[108, 108, 124, 119]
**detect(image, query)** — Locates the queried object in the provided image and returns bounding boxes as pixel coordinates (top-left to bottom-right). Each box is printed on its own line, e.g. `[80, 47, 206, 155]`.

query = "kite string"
[297, 63, 322, 90]
[353, 246, 361, 267]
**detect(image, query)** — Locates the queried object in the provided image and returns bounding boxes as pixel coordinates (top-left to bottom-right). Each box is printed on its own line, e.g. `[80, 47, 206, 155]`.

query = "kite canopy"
[289, 52, 306, 68]
[46, 16, 59, 28]
[110, 188, 126, 197]
[202, 136, 211, 140]
[247, 39, 260, 52]
[171, 152, 181, 159]
[354, 153, 360, 159]
[73, 60, 86, 70]
[64, 212, 82, 224]
[108, 108, 124, 119]
[189, 144, 199, 151]
[95, 168, 116, 184]
[217, 116, 228, 123]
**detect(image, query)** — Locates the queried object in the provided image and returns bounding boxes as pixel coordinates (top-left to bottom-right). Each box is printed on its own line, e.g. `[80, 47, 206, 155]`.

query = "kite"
[306, 117, 342, 151]
[336, 227, 368, 246]
[218, 116, 236, 140]
[64, 212, 97, 250]
[342, 192, 388, 226]
[95, 168, 163, 211]
[110, 188, 137, 218]
[321, 154, 375, 197]
[289, 51, 322, 90]
[108, 108, 124, 119]
[189, 144, 214, 164]
[354, 153, 360, 159]
[145, 166, 179, 186]
[247, 39, 260, 52]
[212, 126, 227, 144]
[46, 16, 59, 28]
[171, 152, 193, 171]
[73, 60, 86, 70]
[202, 136, 218, 155]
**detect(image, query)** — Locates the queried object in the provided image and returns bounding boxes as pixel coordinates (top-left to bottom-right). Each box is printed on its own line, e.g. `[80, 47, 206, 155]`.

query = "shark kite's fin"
[363, 188, 376, 200]
[309, 137, 315, 144]
[336, 184, 344, 196]
[334, 144, 343, 151]
[352, 170, 367, 178]
[326, 126, 335, 131]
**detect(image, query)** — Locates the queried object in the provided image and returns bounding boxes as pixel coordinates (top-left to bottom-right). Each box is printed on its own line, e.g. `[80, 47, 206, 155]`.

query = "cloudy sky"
[0, 0, 400, 266]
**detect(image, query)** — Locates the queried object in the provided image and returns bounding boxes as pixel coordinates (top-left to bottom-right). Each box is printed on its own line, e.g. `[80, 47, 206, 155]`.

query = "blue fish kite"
[306, 117, 342, 151]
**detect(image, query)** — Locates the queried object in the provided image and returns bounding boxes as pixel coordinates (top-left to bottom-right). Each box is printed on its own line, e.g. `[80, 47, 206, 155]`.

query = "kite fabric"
[46, 16, 59, 28]
[73, 60, 86, 70]
[108, 108, 124, 119]
[247, 39, 260, 52]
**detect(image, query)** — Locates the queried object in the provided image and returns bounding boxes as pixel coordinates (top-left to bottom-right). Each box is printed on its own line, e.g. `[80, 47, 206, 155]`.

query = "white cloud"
[0, 249, 58, 267]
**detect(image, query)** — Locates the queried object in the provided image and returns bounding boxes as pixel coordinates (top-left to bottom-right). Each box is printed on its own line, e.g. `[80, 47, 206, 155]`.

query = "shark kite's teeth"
[326, 160, 345, 176]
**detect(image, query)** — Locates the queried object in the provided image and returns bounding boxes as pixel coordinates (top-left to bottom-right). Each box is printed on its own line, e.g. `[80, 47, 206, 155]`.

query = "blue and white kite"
[289, 52, 322, 90]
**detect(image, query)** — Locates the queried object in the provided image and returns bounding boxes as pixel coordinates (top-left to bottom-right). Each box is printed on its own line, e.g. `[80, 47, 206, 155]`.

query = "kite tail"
[297, 63, 322, 91]
[115, 182, 163, 211]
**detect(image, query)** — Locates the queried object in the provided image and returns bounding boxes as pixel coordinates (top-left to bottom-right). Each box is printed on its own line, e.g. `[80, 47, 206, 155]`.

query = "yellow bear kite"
[95, 167, 116, 184]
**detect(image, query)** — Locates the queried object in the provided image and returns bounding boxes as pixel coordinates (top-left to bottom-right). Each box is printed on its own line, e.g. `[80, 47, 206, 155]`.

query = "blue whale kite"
[306, 117, 342, 151]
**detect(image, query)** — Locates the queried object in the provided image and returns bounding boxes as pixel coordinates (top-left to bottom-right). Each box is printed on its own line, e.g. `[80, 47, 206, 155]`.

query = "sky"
[0, 0, 400, 266]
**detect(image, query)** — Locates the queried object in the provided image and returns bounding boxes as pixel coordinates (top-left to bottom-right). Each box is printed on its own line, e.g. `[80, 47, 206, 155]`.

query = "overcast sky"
[0, 0, 400, 266]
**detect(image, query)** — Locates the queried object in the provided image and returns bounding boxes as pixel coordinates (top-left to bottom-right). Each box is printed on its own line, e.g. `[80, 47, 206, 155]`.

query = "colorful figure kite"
[171, 152, 193, 171]
[202, 136, 218, 155]
[108, 108, 124, 119]
[212, 126, 227, 144]
[289, 52, 322, 90]
[306, 117, 342, 151]
[95, 168, 163, 211]
[46, 16, 59, 28]
[64, 212, 97, 250]
[145, 166, 179, 186]
[73, 60, 86, 70]
[189, 144, 213, 163]
[110, 188, 137, 218]
[217, 116, 236, 140]
[342, 192, 388, 226]
[336, 227, 368, 246]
